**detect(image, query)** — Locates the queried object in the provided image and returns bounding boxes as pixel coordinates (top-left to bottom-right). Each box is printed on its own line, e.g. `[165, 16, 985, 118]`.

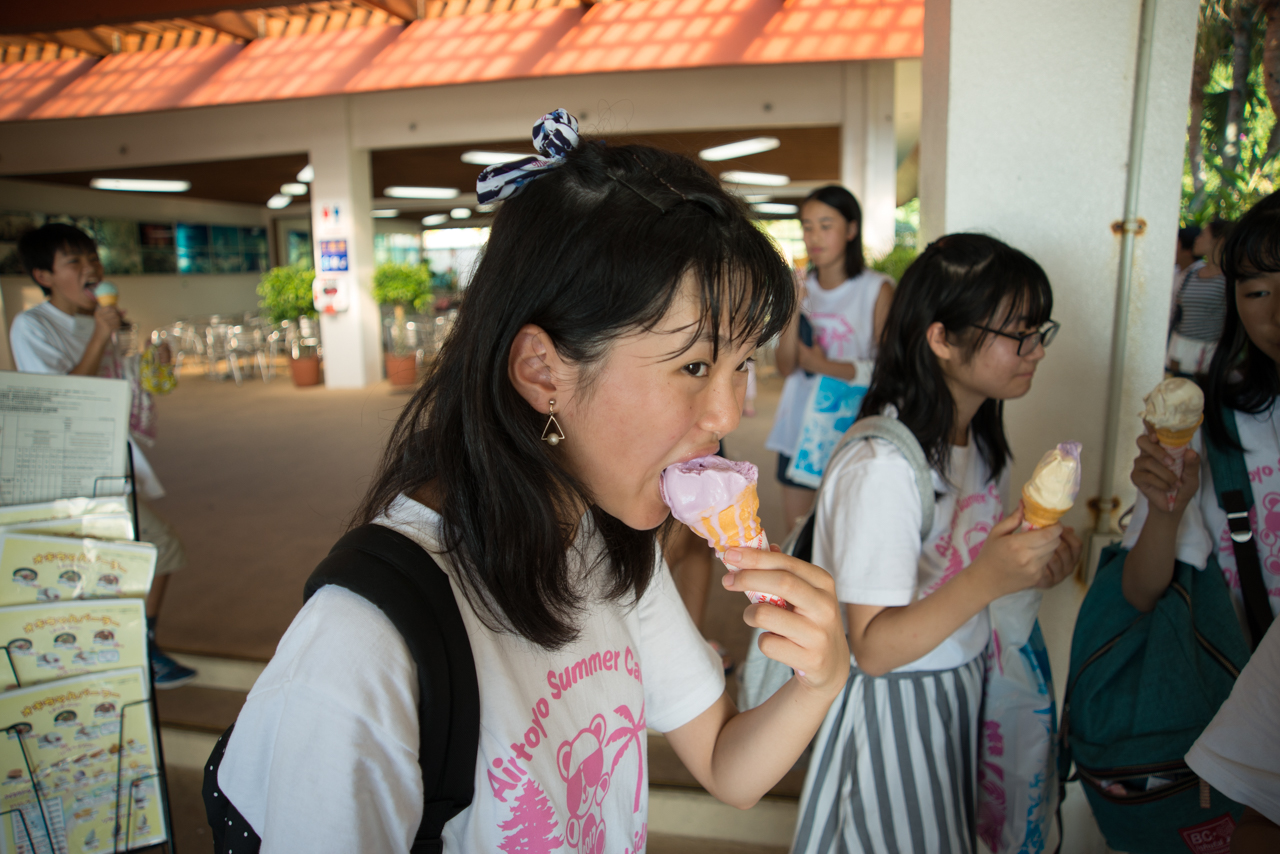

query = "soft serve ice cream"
[1020, 442, 1082, 529]
[93, 282, 118, 306]
[1142, 377, 1204, 510]
[660, 456, 786, 607]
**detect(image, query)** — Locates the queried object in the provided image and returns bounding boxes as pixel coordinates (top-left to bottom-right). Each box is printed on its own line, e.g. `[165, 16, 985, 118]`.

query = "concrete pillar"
[841, 61, 898, 260]
[308, 100, 381, 389]
[918, 0, 1199, 522]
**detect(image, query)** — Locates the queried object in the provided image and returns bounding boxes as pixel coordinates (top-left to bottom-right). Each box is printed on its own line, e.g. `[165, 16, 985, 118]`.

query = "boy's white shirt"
[813, 436, 1006, 672]
[219, 495, 724, 853]
[9, 301, 164, 499]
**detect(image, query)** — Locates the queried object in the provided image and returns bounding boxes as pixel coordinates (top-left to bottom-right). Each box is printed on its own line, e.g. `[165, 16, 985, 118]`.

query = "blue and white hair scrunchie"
[476, 109, 580, 205]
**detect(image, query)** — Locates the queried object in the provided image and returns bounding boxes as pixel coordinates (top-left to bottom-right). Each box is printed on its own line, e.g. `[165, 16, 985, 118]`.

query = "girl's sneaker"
[151, 649, 197, 689]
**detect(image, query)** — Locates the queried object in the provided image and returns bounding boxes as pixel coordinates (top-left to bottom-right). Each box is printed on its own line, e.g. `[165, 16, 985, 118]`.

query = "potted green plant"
[257, 264, 321, 387]
[373, 261, 432, 386]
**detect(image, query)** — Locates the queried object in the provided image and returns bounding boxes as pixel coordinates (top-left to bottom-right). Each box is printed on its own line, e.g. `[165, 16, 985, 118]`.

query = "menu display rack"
[0, 443, 175, 854]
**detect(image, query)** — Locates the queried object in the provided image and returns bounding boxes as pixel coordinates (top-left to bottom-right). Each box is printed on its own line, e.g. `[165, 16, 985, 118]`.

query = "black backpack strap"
[1202, 407, 1274, 649]
[305, 524, 480, 854]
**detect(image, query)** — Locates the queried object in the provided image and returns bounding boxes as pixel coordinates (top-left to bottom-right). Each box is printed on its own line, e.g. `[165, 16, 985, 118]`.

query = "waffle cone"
[96, 295, 117, 307]
[1021, 490, 1068, 529]
[1154, 415, 1203, 448]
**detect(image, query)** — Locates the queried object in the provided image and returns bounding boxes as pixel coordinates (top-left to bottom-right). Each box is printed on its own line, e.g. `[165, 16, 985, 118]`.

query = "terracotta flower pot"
[290, 355, 321, 387]
[385, 353, 417, 386]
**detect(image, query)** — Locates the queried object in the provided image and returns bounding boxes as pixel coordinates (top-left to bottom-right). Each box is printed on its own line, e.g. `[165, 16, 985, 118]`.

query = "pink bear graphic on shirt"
[551, 702, 647, 854]
[558, 715, 611, 854]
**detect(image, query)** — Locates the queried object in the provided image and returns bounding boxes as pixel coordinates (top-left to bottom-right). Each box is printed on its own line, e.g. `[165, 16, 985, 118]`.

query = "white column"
[918, 0, 1199, 522]
[308, 99, 381, 389]
[841, 61, 898, 260]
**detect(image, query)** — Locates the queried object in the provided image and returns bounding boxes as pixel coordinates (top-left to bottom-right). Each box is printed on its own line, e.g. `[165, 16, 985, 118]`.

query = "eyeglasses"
[971, 320, 1060, 356]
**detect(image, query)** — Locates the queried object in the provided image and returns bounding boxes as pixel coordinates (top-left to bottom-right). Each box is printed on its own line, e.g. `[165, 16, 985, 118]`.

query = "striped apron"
[792, 655, 985, 854]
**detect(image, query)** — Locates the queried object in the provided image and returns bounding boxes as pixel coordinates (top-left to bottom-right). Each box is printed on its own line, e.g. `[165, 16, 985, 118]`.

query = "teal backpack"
[1060, 410, 1272, 853]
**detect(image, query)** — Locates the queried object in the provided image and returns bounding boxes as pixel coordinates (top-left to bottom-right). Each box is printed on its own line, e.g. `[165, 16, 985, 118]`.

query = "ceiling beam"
[27, 29, 114, 56]
[351, 0, 417, 21]
[185, 12, 260, 40]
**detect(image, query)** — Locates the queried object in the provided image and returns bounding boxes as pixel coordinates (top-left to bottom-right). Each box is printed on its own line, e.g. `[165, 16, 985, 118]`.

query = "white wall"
[920, 0, 1198, 531]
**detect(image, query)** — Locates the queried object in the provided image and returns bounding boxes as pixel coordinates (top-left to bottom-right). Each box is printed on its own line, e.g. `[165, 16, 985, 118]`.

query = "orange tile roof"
[345, 7, 581, 91]
[29, 44, 240, 119]
[182, 25, 401, 106]
[742, 0, 924, 63]
[0, 0, 922, 120]
[0, 58, 99, 121]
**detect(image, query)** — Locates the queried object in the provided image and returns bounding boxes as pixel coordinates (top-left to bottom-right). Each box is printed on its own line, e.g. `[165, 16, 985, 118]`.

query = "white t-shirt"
[813, 435, 1004, 671]
[766, 269, 888, 457]
[9, 301, 164, 499]
[1186, 618, 1280, 824]
[218, 495, 724, 853]
[1120, 406, 1280, 634]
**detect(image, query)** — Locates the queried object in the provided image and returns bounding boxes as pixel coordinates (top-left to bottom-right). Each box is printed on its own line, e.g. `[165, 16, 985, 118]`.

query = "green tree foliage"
[257, 264, 316, 323]
[1183, 0, 1280, 223]
[372, 262, 433, 311]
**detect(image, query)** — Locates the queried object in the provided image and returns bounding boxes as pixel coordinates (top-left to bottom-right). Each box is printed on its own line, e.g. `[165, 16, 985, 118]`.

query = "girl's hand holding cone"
[1132, 427, 1201, 517]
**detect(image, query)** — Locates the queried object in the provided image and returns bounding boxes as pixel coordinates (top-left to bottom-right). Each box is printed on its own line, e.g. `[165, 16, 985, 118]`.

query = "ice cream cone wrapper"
[1155, 417, 1200, 511]
[1020, 492, 1068, 531]
[97, 295, 117, 307]
[682, 486, 787, 607]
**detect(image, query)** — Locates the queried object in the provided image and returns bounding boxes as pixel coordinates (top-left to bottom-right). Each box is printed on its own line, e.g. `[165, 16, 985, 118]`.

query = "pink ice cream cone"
[660, 456, 786, 608]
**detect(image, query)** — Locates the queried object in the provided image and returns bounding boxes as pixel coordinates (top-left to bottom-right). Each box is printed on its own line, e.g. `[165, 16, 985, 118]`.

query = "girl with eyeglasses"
[792, 233, 1080, 854]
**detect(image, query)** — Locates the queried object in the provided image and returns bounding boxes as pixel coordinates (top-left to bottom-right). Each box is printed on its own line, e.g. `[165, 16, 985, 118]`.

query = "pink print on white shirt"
[925, 482, 1004, 596]
[493, 645, 648, 854]
[810, 313, 857, 361]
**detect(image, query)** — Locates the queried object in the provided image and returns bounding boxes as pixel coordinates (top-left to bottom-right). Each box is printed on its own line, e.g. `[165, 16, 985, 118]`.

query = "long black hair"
[860, 234, 1053, 482]
[1205, 191, 1280, 449]
[803, 185, 865, 278]
[355, 140, 795, 649]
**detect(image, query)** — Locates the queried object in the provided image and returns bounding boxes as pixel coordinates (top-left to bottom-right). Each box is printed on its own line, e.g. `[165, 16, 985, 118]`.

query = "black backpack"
[203, 525, 481, 853]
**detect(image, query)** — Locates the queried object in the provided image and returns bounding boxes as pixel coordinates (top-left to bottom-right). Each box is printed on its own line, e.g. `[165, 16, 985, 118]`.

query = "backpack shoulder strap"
[1201, 408, 1273, 649]
[782, 414, 935, 564]
[306, 524, 480, 854]
[838, 415, 936, 539]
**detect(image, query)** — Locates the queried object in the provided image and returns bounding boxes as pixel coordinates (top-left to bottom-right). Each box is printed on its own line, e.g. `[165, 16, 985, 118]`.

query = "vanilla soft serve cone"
[1142, 378, 1204, 511]
[660, 456, 786, 607]
[1020, 443, 1082, 530]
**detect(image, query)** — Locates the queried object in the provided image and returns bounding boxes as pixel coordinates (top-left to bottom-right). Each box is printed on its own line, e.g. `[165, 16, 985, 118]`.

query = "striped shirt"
[1173, 261, 1227, 342]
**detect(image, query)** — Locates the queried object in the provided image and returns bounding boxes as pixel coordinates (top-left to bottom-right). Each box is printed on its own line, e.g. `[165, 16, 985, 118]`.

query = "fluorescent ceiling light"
[450, 208, 473, 220]
[296, 164, 314, 183]
[266, 194, 292, 209]
[422, 213, 450, 226]
[280, 182, 308, 196]
[752, 202, 799, 215]
[720, 170, 790, 187]
[744, 195, 771, 203]
[461, 151, 528, 166]
[475, 203, 498, 213]
[90, 178, 190, 193]
[372, 209, 400, 218]
[699, 137, 780, 161]
[385, 186, 459, 199]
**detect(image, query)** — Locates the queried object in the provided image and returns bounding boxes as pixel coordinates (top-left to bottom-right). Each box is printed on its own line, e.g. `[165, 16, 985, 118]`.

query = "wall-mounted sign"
[318, 238, 349, 272]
